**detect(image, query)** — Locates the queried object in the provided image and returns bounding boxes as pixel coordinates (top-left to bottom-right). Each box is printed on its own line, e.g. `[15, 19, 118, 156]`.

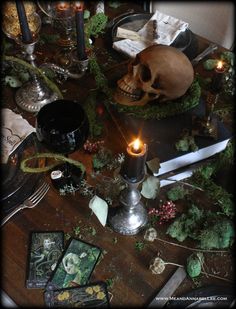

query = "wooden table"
[1, 3, 234, 307]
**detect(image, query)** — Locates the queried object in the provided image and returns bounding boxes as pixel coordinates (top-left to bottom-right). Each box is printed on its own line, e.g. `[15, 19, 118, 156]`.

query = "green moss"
[167, 185, 189, 201]
[198, 219, 234, 249]
[166, 205, 204, 242]
[187, 253, 204, 278]
[114, 78, 201, 119]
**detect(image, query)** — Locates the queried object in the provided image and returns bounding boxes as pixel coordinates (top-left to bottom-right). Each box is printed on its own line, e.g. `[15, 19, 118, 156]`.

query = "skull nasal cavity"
[140, 65, 151, 82]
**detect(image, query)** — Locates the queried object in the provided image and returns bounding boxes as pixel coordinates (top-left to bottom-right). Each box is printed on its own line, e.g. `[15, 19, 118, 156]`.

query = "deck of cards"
[26, 231, 109, 307]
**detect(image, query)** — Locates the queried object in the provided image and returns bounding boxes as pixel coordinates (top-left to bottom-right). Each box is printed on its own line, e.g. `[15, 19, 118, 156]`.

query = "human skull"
[114, 45, 194, 106]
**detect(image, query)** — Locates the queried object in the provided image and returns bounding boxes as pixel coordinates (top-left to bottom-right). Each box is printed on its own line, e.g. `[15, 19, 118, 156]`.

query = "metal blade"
[191, 43, 218, 66]
[148, 267, 187, 308]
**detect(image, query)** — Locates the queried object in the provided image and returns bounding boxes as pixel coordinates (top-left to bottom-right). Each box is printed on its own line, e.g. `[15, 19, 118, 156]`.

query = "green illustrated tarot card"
[46, 238, 101, 290]
[26, 231, 64, 288]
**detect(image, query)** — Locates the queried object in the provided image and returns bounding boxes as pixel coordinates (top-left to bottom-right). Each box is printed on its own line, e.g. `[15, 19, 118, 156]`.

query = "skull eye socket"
[140, 64, 151, 82]
[151, 78, 160, 89]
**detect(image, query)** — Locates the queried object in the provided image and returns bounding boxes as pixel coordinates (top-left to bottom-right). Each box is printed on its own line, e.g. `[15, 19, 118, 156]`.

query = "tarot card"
[46, 238, 102, 290]
[44, 281, 110, 307]
[26, 231, 64, 288]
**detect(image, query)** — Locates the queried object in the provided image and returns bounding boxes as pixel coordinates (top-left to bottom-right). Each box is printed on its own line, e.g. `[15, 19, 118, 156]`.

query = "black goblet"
[36, 99, 89, 192]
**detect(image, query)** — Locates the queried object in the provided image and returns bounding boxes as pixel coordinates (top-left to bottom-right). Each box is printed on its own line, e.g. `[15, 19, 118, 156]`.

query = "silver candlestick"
[15, 40, 60, 112]
[108, 176, 148, 235]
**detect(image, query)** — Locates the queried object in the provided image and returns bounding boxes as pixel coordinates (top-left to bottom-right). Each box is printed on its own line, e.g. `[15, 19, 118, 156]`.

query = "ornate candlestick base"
[108, 178, 148, 235]
[15, 41, 60, 112]
[15, 79, 59, 112]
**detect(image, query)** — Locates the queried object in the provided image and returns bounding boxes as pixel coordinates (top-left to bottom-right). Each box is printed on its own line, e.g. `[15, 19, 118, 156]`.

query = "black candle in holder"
[108, 138, 148, 235]
[211, 60, 225, 93]
[74, 3, 87, 61]
[120, 138, 148, 183]
[15, 0, 33, 43]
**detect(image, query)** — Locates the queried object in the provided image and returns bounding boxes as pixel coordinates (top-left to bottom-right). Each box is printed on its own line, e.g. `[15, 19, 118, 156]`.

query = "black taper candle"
[120, 139, 147, 183]
[211, 61, 225, 93]
[75, 8, 87, 61]
[15, 0, 33, 43]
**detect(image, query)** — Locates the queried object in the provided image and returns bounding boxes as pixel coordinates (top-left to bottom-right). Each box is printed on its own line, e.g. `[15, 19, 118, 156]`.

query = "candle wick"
[131, 146, 141, 154]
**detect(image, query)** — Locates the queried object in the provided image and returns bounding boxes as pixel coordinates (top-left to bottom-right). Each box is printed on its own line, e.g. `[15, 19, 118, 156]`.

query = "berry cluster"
[83, 139, 104, 153]
[148, 201, 177, 225]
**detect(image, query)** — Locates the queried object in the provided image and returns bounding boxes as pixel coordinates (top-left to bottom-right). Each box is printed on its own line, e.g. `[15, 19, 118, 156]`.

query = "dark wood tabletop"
[1, 2, 234, 307]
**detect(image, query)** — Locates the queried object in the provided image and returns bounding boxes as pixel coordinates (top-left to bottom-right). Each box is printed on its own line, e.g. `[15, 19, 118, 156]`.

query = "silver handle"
[191, 43, 218, 66]
[1, 204, 25, 227]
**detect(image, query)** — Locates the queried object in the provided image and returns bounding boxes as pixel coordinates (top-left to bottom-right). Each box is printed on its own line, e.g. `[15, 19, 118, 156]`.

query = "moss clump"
[186, 253, 204, 278]
[198, 219, 234, 249]
[115, 78, 201, 119]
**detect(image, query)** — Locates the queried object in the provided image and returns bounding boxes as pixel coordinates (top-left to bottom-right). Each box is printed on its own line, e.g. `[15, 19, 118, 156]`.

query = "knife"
[148, 267, 187, 308]
[191, 43, 218, 66]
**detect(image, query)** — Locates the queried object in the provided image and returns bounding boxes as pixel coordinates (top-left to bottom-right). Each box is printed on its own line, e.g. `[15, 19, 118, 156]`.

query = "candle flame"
[74, 1, 84, 11]
[57, 2, 70, 10]
[217, 61, 223, 70]
[132, 139, 141, 151]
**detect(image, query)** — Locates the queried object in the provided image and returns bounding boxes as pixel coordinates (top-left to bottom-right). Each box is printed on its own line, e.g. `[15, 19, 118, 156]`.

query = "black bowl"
[36, 100, 89, 154]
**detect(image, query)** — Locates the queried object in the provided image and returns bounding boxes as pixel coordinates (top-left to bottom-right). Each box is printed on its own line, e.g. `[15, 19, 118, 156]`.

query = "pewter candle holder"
[15, 40, 60, 112]
[108, 176, 148, 235]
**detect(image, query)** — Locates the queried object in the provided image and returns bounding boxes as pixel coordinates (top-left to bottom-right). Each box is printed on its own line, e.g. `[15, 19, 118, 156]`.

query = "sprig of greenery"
[191, 172, 234, 218]
[2, 55, 63, 98]
[105, 278, 114, 288]
[85, 13, 108, 47]
[135, 241, 145, 251]
[83, 90, 104, 138]
[88, 54, 112, 99]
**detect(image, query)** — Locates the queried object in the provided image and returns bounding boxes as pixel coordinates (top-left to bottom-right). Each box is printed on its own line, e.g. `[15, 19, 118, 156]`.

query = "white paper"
[113, 10, 189, 58]
[1, 108, 35, 164]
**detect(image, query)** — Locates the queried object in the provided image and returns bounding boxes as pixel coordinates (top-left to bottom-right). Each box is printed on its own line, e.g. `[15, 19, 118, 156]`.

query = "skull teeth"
[117, 79, 141, 99]
[118, 80, 135, 94]
[117, 87, 140, 99]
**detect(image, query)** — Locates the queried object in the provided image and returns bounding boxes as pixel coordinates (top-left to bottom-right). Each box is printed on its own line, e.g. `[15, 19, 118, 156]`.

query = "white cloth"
[1, 108, 35, 164]
[113, 10, 189, 58]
